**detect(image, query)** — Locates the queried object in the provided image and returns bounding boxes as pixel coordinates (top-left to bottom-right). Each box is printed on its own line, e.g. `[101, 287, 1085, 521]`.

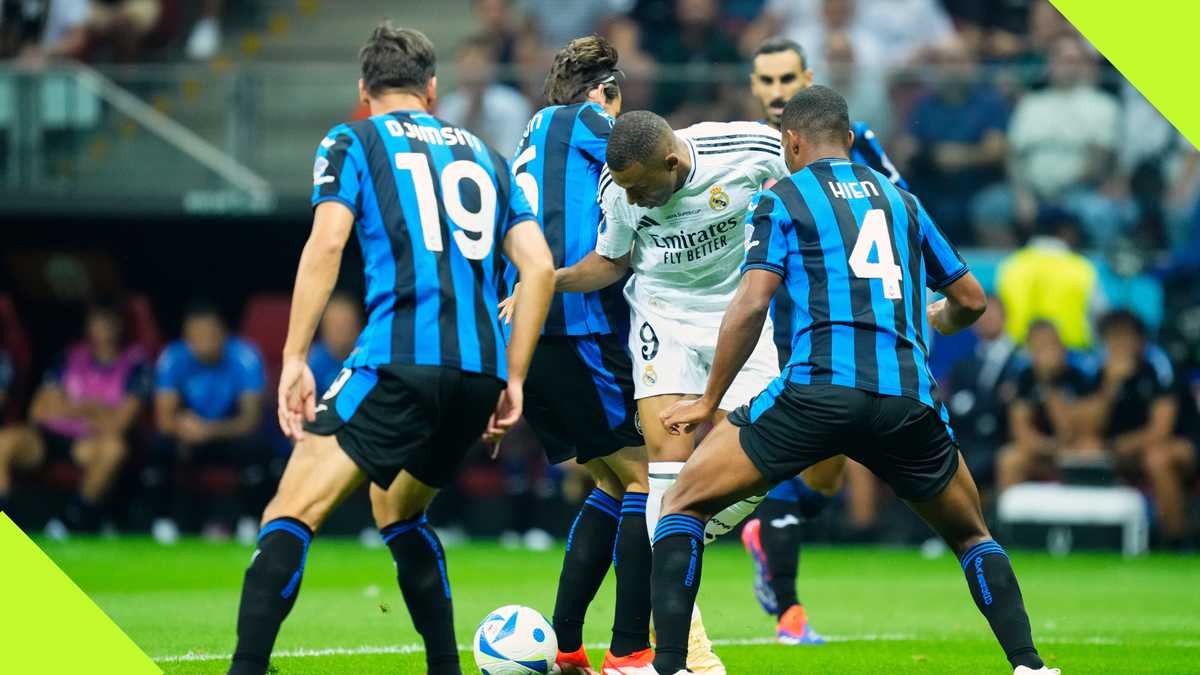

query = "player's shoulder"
[573, 101, 615, 133]
[680, 119, 781, 143]
[316, 121, 367, 156]
[684, 121, 782, 173]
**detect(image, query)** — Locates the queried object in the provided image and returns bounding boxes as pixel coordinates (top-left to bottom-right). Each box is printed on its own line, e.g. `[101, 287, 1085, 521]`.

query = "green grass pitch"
[38, 537, 1200, 674]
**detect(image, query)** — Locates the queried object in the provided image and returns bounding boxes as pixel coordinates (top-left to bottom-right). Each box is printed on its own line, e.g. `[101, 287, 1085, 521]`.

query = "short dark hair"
[359, 22, 437, 98]
[606, 110, 673, 172]
[182, 299, 224, 324]
[1098, 309, 1146, 339]
[544, 35, 620, 105]
[753, 37, 807, 70]
[781, 84, 850, 147]
[87, 297, 122, 320]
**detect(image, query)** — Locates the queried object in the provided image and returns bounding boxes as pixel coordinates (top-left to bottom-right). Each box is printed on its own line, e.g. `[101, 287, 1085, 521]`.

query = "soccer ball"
[473, 604, 558, 674]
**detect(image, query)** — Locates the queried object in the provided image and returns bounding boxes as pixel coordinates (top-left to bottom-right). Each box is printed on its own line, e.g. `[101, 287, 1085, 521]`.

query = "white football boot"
[704, 494, 765, 543]
[1014, 667, 1061, 674]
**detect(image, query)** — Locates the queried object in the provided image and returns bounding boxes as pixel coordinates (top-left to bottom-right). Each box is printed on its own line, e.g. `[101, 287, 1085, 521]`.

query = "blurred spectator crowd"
[423, 0, 1196, 255]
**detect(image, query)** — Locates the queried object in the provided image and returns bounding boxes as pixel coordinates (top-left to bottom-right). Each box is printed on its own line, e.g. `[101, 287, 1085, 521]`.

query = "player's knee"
[262, 493, 326, 532]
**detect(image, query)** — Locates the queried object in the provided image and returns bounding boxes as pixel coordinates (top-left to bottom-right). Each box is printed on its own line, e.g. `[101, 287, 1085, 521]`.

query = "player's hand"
[925, 298, 949, 335]
[278, 356, 317, 441]
[497, 283, 520, 325]
[660, 396, 717, 435]
[482, 381, 524, 447]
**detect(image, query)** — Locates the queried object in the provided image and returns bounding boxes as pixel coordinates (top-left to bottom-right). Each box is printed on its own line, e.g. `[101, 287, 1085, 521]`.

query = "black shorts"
[305, 364, 504, 489]
[523, 333, 643, 465]
[730, 382, 960, 501]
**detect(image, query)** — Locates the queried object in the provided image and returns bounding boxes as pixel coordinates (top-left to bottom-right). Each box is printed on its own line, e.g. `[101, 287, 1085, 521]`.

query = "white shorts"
[628, 297, 779, 412]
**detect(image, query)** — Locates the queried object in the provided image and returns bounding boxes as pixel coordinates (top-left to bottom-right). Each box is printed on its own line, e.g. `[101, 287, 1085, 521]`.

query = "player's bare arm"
[497, 250, 629, 325]
[278, 201, 354, 439]
[926, 271, 987, 336]
[661, 269, 782, 434]
[485, 219, 555, 442]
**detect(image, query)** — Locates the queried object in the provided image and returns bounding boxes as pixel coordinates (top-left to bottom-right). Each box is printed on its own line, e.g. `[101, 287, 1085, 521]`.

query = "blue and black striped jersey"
[772, 120, 905, 363]
[744, 158, 968, 410]
[311, 110, 535, 380]
[509, 102, 626, 336]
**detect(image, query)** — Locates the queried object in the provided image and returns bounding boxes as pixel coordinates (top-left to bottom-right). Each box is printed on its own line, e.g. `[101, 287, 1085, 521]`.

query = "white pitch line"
[154, 633, 1200, 664]
[153, 635, 908, 663]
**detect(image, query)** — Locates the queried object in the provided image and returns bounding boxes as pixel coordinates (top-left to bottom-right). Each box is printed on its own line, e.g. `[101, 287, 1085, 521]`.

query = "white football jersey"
[596, 121, 787, 321]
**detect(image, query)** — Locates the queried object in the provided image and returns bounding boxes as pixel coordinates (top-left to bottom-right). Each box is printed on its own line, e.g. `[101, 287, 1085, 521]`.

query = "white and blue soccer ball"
[473, 604, 558, 674]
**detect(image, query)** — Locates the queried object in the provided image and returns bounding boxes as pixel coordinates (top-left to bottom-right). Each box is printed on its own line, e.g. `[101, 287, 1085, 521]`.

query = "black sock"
[229, 517, 312, 675]
[757, 498, 802, 617]
[611, 491, 651, 656]
[381, 514, 461, 675]
[552, 488, 619, 652]
[960, 540, 1043, 669]
[0, 493, 9, 514]
[650, 514, 706, 674]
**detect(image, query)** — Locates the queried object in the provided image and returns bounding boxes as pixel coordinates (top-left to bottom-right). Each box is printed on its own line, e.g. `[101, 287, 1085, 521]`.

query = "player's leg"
[369, 472, 459, 675]
[522, 335, 631, 670]
[550, 457, 621, 668]
[0, 425, 44, 513]
[601, 445, 654, 664]
[639, 393, 697, 522]
[753, 458, 842, 644]
[865, 396, 1052, 673]
[905, 458, 1052, 672]
[369, 366, 504, 675]
[651, 420, 774, 674]
[699, 326, 783, 544]
[229, 432, 365, 675]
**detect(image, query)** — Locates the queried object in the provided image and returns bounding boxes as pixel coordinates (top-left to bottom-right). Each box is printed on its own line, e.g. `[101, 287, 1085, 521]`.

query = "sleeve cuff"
[929, 264, 969, 292]
[742, 262, 785, 277]
[312, 195, 356, 213]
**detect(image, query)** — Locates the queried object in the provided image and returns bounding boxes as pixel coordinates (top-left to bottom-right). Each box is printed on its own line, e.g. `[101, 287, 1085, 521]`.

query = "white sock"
[646, 461, 684, 538]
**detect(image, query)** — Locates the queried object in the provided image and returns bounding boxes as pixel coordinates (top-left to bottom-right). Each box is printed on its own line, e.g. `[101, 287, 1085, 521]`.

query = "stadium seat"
[124, 293, 164, 358]
[239, 293, 290, 374]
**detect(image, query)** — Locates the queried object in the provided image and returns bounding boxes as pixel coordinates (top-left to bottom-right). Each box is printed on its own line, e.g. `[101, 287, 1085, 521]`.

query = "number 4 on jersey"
[848, 208, 903, 300]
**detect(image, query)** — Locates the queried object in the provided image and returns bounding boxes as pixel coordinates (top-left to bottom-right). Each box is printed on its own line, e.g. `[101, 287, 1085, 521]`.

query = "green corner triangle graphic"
[0, 514, 161, 674]
[1052, 0, 1200, 147]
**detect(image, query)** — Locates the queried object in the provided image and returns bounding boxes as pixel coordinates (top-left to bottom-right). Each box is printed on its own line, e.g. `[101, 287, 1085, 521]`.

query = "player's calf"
[909, 459, 1048, 671]
[380, 512, 460, 675]
[552, 485, 620, 653]
[229, 517, 312, 675]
